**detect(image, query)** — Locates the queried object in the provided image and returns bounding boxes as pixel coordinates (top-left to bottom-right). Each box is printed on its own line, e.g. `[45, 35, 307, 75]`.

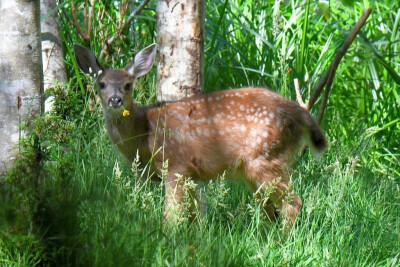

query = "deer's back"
[145, 87, 313, 179]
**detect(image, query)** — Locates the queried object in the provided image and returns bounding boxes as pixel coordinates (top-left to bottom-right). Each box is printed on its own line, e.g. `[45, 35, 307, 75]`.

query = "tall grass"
[0, 0, 399, 266]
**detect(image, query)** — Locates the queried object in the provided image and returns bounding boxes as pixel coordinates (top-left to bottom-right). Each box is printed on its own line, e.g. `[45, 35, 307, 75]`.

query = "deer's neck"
[103, 103, 150, 162]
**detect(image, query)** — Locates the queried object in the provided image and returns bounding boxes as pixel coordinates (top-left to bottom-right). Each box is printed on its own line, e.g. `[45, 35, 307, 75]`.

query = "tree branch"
[71, 1, 90, 41]
[315, 8, 372, 123]
[301, 8, 372, 121]
[294, 78, 307, 109]
[99, 0, 151, 59]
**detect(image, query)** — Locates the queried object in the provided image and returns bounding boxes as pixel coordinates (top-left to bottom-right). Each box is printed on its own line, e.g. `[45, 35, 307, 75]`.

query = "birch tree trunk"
[0, 0, 43, 174]
[41, 0, 66, 112]
[156, 0, 205, 101]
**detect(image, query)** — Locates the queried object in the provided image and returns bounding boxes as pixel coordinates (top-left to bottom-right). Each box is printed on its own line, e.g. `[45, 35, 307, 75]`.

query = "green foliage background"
[0, 0, 399, 266]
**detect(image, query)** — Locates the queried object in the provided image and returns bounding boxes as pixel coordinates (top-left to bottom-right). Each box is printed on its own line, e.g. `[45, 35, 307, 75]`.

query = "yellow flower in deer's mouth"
[123, 109, 130, 117]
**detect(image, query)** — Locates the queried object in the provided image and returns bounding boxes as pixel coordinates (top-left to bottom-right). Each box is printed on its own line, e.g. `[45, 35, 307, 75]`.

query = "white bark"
[41, 0, 66, 112]
[0, 0, 43, 173]
[156, 0, 205, 101]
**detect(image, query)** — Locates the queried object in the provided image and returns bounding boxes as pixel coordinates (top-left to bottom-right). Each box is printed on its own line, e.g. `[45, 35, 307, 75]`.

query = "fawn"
[74, 43, 327, 227]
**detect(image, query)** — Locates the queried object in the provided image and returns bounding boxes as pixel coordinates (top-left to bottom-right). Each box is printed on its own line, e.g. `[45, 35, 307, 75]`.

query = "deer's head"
[74, 44, 157, 115]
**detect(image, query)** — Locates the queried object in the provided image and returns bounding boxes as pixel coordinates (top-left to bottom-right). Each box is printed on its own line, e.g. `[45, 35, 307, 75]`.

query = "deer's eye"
[98, 82, 106, 90]
[124, 83, 132, 91]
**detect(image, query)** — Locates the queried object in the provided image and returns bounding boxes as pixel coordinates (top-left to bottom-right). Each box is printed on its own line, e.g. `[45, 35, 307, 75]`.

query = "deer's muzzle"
[108, 96, 122, 108]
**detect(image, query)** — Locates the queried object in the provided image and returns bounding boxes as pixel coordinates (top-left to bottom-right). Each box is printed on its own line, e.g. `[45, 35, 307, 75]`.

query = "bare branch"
[316, 72, 332, 124]
[66, 1, 90, 42]
[305, 8, 372, 118]
[120, 0, 150, 33]
[99, 0, 151, 59]
[87, 0, 94, 42]
[294, 78, 307, 109]
[84, 3, 88, 34]
[99, 0, 150, 59]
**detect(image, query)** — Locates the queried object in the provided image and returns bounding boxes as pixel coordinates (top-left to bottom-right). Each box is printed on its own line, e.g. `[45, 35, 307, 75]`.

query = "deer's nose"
[108, 96, 122, 108]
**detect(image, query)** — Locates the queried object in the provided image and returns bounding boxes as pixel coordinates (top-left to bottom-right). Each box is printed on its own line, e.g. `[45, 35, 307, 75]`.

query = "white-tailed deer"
[74, 43, 327, 227]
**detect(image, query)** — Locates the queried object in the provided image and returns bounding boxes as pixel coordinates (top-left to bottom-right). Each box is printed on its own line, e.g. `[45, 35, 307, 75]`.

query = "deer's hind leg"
[245, 158, 302, 229]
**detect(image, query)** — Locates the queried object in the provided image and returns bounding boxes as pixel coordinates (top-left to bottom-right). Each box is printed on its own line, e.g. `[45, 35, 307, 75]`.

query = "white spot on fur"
[211, 118, 218, 124]
[256, 155, 265, 162]
[248, 155, 265, 169]
[263, 142, 269, 151]
[250, 129, 258, 137]
[227, 114, 236, 120]
[245, 115, 253, 122]
[198, 117, 207, 123]
[256, 136, 262, 144]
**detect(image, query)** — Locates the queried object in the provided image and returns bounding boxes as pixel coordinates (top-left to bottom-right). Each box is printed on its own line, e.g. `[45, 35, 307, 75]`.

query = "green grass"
[1, 0, 399, 266]
[2, 108, 398, 266]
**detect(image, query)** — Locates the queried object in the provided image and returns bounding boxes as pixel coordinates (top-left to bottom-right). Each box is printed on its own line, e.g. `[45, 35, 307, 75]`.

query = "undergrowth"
[1, 79, 399, 266]
[1, 0, 399, 266]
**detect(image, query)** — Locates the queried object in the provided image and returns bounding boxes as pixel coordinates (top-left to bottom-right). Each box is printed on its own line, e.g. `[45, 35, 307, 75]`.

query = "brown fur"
[104, 86, 327, 227]
[74, 44, 327, 228]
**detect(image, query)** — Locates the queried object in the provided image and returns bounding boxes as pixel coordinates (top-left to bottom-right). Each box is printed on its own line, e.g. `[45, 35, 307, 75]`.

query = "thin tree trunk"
[156, 0, 205, 101]
[0, 0, 43, 174]
[41, 0, 66, 112]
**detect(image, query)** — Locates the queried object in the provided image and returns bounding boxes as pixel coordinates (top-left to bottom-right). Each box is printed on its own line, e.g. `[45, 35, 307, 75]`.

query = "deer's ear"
[126, 43, 157, 77]
[74, 44, 104, 78]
